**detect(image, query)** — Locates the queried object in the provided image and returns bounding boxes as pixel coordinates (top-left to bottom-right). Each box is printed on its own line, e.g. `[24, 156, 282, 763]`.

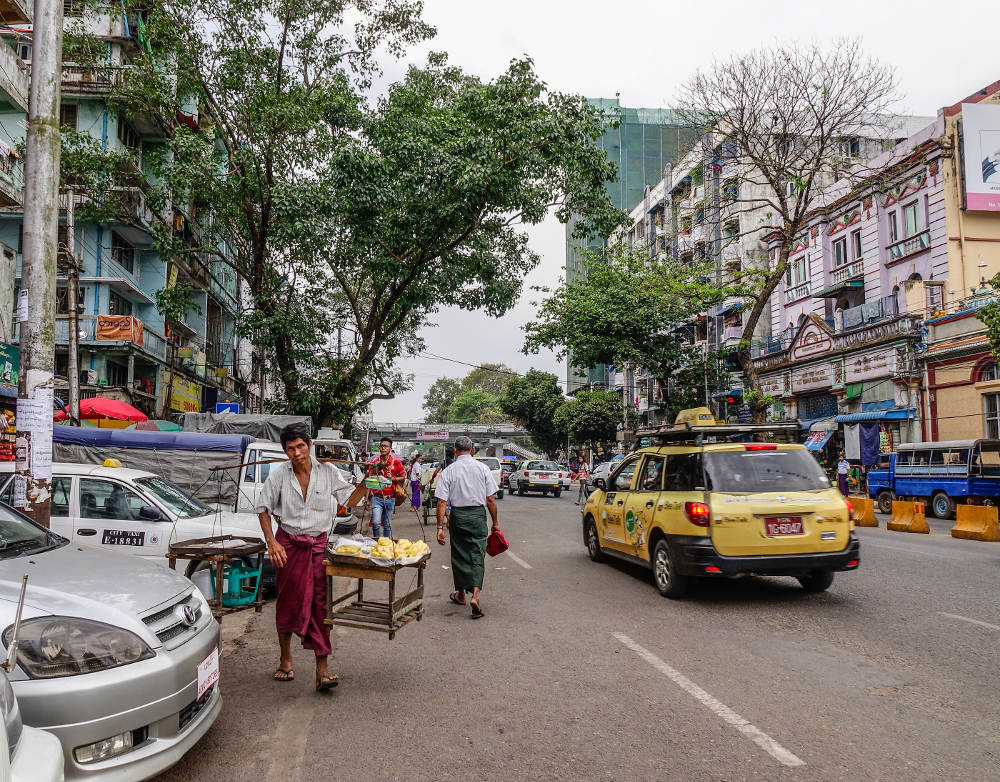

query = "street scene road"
[157, 494, 1000, 782]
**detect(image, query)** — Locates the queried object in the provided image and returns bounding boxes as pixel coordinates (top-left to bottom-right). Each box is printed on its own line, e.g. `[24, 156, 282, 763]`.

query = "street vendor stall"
[325, 536, 430, 639]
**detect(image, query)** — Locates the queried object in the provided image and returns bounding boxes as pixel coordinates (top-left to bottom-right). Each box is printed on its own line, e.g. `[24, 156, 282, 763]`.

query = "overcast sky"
[369, 0, 998, 422]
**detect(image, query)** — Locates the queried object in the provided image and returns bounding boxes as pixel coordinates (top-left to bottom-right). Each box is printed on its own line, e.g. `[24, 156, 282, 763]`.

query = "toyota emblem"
[181, 605, 198, 626]
[776, 495, 787, 503]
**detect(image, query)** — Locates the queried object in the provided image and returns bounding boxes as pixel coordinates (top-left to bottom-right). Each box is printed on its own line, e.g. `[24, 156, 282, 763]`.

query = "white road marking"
[612, 632, 805, 768]
[939, 612, 1000, 631]
[505, 551, 533, 569]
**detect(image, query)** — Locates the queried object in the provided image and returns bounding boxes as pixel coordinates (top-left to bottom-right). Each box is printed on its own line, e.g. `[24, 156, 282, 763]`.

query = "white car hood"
[0, 543, 191, 635]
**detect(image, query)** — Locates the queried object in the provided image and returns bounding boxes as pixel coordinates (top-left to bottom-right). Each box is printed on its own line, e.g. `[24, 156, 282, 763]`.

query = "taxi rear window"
[704, 450, 831, 493]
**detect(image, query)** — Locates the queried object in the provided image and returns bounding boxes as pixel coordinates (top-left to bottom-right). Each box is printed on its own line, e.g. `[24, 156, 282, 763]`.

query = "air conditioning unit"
[79, 369, 97, 386]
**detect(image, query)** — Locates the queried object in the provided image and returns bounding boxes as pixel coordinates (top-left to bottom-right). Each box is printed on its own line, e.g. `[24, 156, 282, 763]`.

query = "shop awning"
[805, 430, 834, 450]
[716, 302, 744, 317]
[798, 416, 835, 430]
[834, 408, 914, 423]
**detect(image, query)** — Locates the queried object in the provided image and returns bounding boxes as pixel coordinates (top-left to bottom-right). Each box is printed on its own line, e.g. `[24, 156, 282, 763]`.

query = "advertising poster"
[962, 102, 1000, 211]
[96, 315, 144, 346]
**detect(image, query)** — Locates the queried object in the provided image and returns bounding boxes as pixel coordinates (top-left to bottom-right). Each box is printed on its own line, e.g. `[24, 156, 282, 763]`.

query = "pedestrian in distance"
[575, 462, 590, 505]
[366, 437, 406, 539]
[435, 436, 502, 619]
[408, 453, 424, 513]
[256, 423, 369, 691]
[837, 452, 851, 496]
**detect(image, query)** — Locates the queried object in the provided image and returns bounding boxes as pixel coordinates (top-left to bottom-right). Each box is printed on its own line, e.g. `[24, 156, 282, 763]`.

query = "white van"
[473, 456, 504, 500]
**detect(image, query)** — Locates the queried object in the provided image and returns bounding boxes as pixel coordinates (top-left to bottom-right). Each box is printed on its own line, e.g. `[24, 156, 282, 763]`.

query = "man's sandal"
[273, 668, 294, 682]
[449, 591, 466, 606]
[316, 674, 339, 692]
[470, 600, 484, 619]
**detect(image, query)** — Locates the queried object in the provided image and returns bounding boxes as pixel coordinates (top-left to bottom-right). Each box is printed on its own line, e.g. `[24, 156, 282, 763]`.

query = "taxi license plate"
[197, 647, 220, 701]
[539, 473, 549, 479]
[764, 517, 803, 536]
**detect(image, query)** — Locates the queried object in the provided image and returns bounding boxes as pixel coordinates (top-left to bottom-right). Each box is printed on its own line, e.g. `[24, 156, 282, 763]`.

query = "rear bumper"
[673, 534, 861, 577]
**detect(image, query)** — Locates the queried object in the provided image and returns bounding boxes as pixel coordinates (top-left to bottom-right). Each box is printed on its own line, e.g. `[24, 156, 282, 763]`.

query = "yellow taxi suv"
[582, 412, 859, 598]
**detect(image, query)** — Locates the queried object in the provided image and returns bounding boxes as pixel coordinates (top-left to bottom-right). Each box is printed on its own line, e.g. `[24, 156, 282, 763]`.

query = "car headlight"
[2, 617, 155, 679]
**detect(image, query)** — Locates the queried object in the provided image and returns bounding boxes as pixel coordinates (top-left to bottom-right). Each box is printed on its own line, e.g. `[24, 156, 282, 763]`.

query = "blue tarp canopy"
[52, 427, 254, 452]
[716, 302, 743, 317]
[834, 409, 914, 423]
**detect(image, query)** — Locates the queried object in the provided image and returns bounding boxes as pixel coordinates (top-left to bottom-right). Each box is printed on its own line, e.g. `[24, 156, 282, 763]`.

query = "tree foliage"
[499, 369, 566, 457]
[449, 389, 503, 424]
[553, 391, 621, 456]
[460, 363, 515, 396]
[422, 376, 461, 422]
[675, 38, 897, 419]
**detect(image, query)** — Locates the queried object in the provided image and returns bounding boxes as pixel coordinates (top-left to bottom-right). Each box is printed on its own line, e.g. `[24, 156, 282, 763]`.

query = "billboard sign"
[962, 102, 1000, 211]
[415, 430, 449, 441]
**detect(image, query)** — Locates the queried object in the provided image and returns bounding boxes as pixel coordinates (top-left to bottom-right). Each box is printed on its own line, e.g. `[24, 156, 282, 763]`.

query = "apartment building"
[754, 81, 1000, 452]
[0, 4, 261, 418]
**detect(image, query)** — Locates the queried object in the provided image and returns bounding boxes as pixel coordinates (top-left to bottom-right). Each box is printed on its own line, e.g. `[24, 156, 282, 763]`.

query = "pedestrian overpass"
[359, 422, 541, 459]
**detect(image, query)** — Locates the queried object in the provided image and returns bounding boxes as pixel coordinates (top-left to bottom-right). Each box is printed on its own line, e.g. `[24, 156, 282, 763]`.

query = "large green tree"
[460, 363, 515, 396]
[553, 390, 621, 456]
[500, 369, 566, 457]
[448, 389, 502, 424]
[524, 245, 732, 391]
[422, 376, 461, 422]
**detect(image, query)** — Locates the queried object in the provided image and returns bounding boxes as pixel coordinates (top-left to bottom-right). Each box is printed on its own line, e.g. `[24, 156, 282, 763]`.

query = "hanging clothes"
[860, 423, 880, 466]
[843, 424, 861, 460]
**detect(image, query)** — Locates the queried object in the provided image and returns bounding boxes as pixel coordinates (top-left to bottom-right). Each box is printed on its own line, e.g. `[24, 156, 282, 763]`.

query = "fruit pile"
[369, 537, 429, 560]
[333, 542, 363, 555]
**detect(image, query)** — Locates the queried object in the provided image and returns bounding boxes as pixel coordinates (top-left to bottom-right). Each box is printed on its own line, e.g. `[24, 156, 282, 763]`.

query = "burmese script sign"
[96, 315, 144, 346]
[760, 373, 788, 397]
[792, 363, 834, 393]
[846, 348, 894, 383]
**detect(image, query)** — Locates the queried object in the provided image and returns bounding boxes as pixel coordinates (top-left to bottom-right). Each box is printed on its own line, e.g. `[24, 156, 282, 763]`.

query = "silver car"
[0, 502, 221, 781]
[0, 667, 63, 781]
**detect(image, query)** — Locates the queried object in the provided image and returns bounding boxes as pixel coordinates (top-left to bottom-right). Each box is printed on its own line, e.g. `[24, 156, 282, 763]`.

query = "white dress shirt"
[255, 458, 355, 537]
[410, 461, 423, 479]
[435, 454, 499, 507]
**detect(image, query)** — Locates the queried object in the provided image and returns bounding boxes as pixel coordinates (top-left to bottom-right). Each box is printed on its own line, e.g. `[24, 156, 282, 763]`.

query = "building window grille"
[108, 290, 132, 316]
[888, 211, 898, 243]
[903, 201, 920, 237]
[851, 229, 862, 260]
[833, 237, 847, 267]
[984, 393, 1000, 439]
[111, 232, 135, 273]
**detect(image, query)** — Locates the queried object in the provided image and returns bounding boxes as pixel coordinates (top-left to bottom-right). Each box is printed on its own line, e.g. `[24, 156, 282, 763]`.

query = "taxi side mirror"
[592, 478, 605, 490]
[138, 505, 165, 521]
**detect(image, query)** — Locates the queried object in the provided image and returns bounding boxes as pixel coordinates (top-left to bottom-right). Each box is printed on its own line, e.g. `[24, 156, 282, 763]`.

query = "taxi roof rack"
[636, 422, 801, 446]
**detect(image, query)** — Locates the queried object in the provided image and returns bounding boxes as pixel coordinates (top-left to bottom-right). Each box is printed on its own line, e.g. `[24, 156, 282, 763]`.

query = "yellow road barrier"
[850, 496, 878, 527]
[887, 500, 929, 533]
[951, 504, 1000, 542]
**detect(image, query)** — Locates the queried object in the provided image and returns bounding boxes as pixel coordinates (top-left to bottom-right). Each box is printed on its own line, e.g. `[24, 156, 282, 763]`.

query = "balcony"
[61, 64, 121, 95]
[0, 150, 22, 207]
[722, 325, 744, 348]
[839, 295, 899, 332]
[0, 0, 30, 25]
[887, 229, 931, 264]
[832, 259, 864, 285]
[0, 39, 28, 112]
[785, 280, 811, 304]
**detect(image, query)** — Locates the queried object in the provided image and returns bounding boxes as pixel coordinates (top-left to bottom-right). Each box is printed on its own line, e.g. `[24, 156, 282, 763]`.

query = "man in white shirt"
[435, 436, 501, 618]
[257, 423, 368, 691]
[408, 453, 424, 513]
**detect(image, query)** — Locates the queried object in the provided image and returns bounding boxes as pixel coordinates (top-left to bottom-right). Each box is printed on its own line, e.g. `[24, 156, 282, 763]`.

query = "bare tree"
[676, 38, 898, 419]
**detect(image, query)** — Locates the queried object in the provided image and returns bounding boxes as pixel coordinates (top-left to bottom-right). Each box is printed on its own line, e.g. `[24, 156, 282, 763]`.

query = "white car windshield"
[477, 458, 501, 470]
[527, 461, 560, 471]
[134, 476, 212, 519]
[0, 503, 61, 557]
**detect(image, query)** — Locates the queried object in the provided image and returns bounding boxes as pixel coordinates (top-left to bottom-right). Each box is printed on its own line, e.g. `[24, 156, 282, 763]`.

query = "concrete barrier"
[850, 496, 878, 527]
[951, 504, 1000, 542]
[887, 500, 929, 534]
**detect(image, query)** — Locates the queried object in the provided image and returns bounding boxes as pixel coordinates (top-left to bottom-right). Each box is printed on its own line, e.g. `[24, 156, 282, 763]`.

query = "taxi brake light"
[684, 502, 710, 527]
[844, 499, 854, 520]
[847, 559, 859, 567]
[744, 444, 776, 450]
[704, 565, 722, 573]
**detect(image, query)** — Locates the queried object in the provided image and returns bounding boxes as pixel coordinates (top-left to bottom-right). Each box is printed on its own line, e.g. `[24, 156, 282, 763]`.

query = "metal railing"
[832, 259, 864, 284]
[840, 295, 898, 331]
[887, 229, 931, 262]
[62, 64, 121, 91]
[785, 280, 811, 303]
[925, 291, 997, 321]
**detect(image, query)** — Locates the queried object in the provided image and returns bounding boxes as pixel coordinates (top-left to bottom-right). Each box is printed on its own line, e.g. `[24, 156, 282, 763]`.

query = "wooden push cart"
[324, 550, 430, 639]
[166, 535, 266, 621]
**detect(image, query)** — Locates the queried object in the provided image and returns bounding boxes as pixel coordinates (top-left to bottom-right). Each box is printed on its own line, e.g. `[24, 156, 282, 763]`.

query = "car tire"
[585, 518, 605, 562]
[496, 489, 504, 500]
[517, 482, 525, 496]
[797, 568, 835, 592]
[876, 490, 894, 515]
[652, 538, 687, 598]
[554, 488, 561, 498]
[931, 491, 954, 519]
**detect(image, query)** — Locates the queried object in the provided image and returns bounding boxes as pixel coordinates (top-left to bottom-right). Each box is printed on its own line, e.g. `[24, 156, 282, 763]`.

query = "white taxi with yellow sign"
[581, 411, 859, 598]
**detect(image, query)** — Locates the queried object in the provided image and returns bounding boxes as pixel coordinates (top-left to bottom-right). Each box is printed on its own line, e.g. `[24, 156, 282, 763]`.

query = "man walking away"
[837, 452, 851, 497]
[367, 437, 406, 538]
[435, 436, 501, 619]
[257, 423, 368, 691]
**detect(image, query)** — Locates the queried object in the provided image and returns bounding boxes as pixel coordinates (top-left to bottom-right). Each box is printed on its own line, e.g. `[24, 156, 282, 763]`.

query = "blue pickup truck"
[867, 439, 1000, 518]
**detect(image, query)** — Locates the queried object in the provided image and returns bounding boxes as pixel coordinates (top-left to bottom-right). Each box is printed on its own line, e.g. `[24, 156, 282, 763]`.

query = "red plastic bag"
[486, 529, 509, 557]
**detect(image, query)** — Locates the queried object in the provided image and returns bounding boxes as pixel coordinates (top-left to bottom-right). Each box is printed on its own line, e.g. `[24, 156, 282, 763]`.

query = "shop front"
[0, 342, 16, 461]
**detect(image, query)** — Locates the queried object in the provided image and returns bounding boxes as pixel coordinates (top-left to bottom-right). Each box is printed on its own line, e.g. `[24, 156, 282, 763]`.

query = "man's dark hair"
[380, 437, 393, 446]
[280, 422, 311, 450]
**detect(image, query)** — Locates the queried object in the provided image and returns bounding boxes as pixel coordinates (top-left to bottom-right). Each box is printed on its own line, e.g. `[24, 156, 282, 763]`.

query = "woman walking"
[575, 462, 590, 505]
[409, 453, 424, 512]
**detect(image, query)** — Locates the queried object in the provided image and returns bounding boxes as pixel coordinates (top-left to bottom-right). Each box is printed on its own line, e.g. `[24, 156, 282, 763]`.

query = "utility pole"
[65, 189, 80, 425]
[15, 0, 63, 527]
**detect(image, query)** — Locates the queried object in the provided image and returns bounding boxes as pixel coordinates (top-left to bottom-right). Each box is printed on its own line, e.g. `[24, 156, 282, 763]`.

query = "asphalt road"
[157, 494, 1000, 782]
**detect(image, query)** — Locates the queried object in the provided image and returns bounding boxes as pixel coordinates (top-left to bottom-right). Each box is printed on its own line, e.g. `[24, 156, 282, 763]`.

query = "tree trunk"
[738, 243, 789, 424]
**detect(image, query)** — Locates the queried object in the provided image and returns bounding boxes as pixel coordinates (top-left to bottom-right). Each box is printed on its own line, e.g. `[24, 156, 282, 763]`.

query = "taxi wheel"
[797, 569, 834, 592]
[652, 539, 687, 598]
[876, 490, 894, 515]
[585, 518, 605, 562]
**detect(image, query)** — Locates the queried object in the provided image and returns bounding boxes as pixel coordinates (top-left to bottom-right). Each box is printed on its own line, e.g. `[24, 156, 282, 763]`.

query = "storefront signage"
[760, 373, 788, 397]
[415, 430, 449, 441]
[168, 373, 202, 413]
[96, 315, 144, 347]
[0, 342, 18, 385]
[846, 348, 894, 383]
[792, 363, 835, 393]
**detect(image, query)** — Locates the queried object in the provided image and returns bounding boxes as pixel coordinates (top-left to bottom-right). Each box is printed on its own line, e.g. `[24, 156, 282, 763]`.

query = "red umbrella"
[53, 397, 148, 423]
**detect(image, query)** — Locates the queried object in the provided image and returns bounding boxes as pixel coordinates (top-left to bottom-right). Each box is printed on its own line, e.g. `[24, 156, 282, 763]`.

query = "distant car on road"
[509, 460, 565, 497]
[473, 456, 504, 499]
[588, 461, 613, 490]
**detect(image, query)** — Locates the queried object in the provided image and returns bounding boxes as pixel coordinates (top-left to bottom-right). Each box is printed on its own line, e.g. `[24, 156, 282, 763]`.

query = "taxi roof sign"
[637, 421, 801, 446]
[673, 407, 718, 428]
